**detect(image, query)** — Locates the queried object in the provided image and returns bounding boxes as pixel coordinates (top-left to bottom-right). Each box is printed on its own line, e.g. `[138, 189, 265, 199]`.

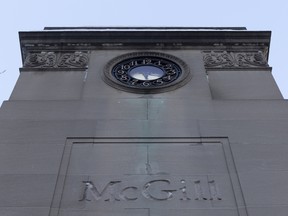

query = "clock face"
[128, 66, 164, 81]
[103, 52, 191, 93]
[112, 56, 182, 88]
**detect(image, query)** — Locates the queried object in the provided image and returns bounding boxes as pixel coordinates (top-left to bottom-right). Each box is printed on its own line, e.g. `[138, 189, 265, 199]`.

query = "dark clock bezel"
[103, 52, 191, 94]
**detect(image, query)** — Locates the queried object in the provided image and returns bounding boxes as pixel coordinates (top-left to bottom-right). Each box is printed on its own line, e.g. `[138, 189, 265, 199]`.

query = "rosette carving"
[23, 51, 89, 68]
[203, 51, 268, 68]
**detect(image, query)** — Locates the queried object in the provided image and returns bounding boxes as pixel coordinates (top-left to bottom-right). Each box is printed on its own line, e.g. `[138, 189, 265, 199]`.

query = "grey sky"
[1, 0, 287, 105]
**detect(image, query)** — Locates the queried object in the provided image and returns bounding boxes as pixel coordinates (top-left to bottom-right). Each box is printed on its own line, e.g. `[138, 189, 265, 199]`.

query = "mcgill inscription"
[79, 178, 222, 202]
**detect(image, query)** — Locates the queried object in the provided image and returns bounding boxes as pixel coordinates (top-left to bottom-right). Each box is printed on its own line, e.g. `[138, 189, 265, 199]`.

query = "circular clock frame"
[103, 52, 191, 94]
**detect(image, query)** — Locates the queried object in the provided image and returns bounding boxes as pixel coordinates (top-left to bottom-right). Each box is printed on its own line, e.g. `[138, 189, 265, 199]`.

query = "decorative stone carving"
[24, 52, 57, 68]
[57, 52, 89, 68]
[24, 51, 89, 68]
[203, 51, 268, 68]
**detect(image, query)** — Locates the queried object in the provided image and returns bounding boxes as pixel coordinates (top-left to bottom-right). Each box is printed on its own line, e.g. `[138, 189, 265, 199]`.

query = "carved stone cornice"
[23, 51, 89, 68]
[19, 30, 271, 48]
[203, 51, 269, 68]
[19, 30, 271, 65]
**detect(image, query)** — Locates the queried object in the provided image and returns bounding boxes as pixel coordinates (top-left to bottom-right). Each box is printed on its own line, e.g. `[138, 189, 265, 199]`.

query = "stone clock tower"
[0, 27, 287, 216]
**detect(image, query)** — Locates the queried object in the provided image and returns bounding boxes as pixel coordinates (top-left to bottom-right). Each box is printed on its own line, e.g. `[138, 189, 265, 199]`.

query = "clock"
[103, 52, 191, 93]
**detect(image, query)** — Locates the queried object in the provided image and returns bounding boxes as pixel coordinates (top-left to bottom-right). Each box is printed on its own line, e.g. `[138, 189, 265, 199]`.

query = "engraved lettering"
[155, 79, 164, 85]
[142, 82, 150, 87]
[120, 74, 128, 81]
[119, 186, 138, 201]
[130, 79, 138, 85]
[155, 60, 162, 66]
[179, 179, 191, 201]
[142, 59, 152, 64]
[79, 178, 222, 203]
[193, 180, 207, 200]
[208, 180, 222, 200]
[162, 75, 172, 81]
[163, 64, 172, 69]
[117, 70, 125, 75]
[129, 60, 138, 66]
[121, 64, 131, 70]
[142, 180, 177, 201]
[79, 181, 121, 202]
[166, 69, 176, 75]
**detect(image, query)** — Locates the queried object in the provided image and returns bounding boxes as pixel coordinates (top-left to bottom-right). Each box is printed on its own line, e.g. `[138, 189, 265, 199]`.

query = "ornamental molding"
[203, 51, 268, 68]
[23, 51, 90, 68]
